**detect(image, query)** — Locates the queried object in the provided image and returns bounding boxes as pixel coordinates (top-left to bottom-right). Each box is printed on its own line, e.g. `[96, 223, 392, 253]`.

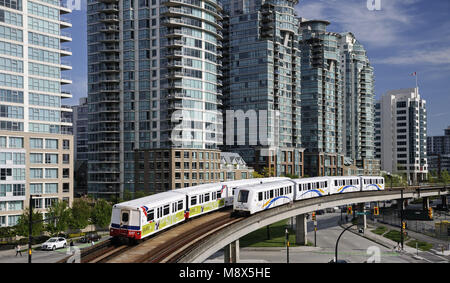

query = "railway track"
[58, 238, 133, 263]
[139, 212, 243, 263]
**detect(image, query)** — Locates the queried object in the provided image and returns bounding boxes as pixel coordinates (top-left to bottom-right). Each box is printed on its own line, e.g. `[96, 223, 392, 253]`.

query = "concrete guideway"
[177, 187, 448, 263]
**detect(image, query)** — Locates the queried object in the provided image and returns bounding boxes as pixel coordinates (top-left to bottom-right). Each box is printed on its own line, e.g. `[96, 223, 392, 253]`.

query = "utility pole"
[400, 189, 404, 250]
[285, 228, 289, 263]
[28, 194, 33, 263]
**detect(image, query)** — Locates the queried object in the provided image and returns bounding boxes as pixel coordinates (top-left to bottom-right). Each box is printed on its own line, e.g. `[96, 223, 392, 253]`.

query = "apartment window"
[63, 183, 69, 193]
[30, 168, 43, 179]
[63, 139, 70, 149]
[30, 183, 43, 194]
[62, 168, 69, 178]
[30, 138, 43, 148]
[8, 137, 23, 148]
[45, 153, 58, 164]
[45, 183, 58, 194]
[45, 198, 57, 208]
[45, 139, 58, 149]
[46, 168, 58, 178]
[62, 154, 69, 164]
[30, 153, 43, 164]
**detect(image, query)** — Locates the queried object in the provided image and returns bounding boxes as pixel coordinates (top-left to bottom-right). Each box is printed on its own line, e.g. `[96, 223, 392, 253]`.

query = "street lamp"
[334, 224, 357, 263]
[28, 194, 42, 263]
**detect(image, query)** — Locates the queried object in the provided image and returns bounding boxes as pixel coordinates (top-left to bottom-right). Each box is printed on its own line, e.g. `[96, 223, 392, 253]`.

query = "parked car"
[79, 231, 101, 243]
[41, 237, 67, 251]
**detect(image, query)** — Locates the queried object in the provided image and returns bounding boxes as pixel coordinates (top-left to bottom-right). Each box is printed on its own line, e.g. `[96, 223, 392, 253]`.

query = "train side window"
[270, 190, 274, 198]
[334, 180, 337, 186]
[178, 200, 183, 211]
[258, 192, 263, 201]
[157, 207, 162, 219]
[147, 209, 154, 222]
[205, 193, 210, 202]
[191, 196, 197, 206]
[217, 191, 221, 199]
[163, 205, 170, 216]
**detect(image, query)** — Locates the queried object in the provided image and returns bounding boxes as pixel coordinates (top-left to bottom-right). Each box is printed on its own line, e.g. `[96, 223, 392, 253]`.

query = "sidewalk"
[343, 221, 449, 262]
[371, 219, 448, 248]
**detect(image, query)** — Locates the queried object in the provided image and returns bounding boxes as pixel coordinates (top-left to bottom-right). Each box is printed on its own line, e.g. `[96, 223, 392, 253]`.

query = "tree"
[46, 200, 71, 236]
[91, 199, 112, 229]
[69, 198, 92, 230]
[262, 167, 275, 177]
[440, 170, 449, 186]
[252, 171, 264, 178]
[15, 210, 44, 237]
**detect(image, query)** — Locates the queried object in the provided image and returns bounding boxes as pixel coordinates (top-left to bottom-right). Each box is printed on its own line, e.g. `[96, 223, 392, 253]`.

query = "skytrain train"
[233, 176, 384, 215]
[109, 176, 384, 240]
[109, 177, 288, 240]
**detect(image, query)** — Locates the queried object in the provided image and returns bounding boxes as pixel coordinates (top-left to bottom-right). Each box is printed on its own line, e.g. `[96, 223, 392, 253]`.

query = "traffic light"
[402, 222, 406, 230]
[312, 212, 316, 221]
[347, 206, 352, 215]
[374, 206, 379, 216]
[428, 207, 433, 219]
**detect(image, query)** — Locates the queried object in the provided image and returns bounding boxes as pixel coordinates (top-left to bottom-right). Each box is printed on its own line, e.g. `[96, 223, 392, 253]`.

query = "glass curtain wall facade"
[340, 32, 378, 175]
[222, 0, 303, 177]
[0, 0, 74, 226]
[299, 20, 343, 177]
[88, 0, 224, 198]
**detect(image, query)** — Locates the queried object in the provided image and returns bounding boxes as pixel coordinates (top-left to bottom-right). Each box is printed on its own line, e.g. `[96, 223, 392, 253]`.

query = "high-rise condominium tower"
[0, 0, 74, 226]
[222, 0, 304, 177]
[299, 20, 344, 177]
[340, 32, 378, 175]
[88, 0, 224, 198]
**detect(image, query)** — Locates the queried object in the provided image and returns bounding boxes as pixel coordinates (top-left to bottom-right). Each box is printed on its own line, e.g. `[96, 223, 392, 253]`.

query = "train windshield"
[122, 212, 129, 222]
[237, 190, 249, 203]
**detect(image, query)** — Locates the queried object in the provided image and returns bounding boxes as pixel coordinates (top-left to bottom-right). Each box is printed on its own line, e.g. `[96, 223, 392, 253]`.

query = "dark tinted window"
[237, 190, 249, 203]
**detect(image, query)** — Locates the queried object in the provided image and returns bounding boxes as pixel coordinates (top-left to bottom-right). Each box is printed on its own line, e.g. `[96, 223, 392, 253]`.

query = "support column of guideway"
[423, 197, 430, 210]
[357, 203, 367, 231]
[224, 240, 240, 263]
[442, 195, 448, 209]
[295, 214, 308, 245]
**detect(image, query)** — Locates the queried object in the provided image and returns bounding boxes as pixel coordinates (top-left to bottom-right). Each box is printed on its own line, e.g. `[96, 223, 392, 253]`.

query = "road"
[0, 237, 109, 263]
[205, 212, 423, 263]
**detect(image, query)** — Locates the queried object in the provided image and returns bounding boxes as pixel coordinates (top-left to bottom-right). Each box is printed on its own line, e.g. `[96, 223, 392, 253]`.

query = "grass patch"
[371, 226, 387, 235]
[383, 230, 409, 243]
[406, 240, 433, 251]
[240, 220, 300, 248]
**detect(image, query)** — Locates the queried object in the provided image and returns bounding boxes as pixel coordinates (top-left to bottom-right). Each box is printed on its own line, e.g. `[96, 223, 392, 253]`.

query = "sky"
[64, 0, 450, 136]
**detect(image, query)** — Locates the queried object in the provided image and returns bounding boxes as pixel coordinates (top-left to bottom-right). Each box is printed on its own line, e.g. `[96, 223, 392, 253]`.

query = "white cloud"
[374, 47, 450, 65]
[296, 0, 418, 47]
